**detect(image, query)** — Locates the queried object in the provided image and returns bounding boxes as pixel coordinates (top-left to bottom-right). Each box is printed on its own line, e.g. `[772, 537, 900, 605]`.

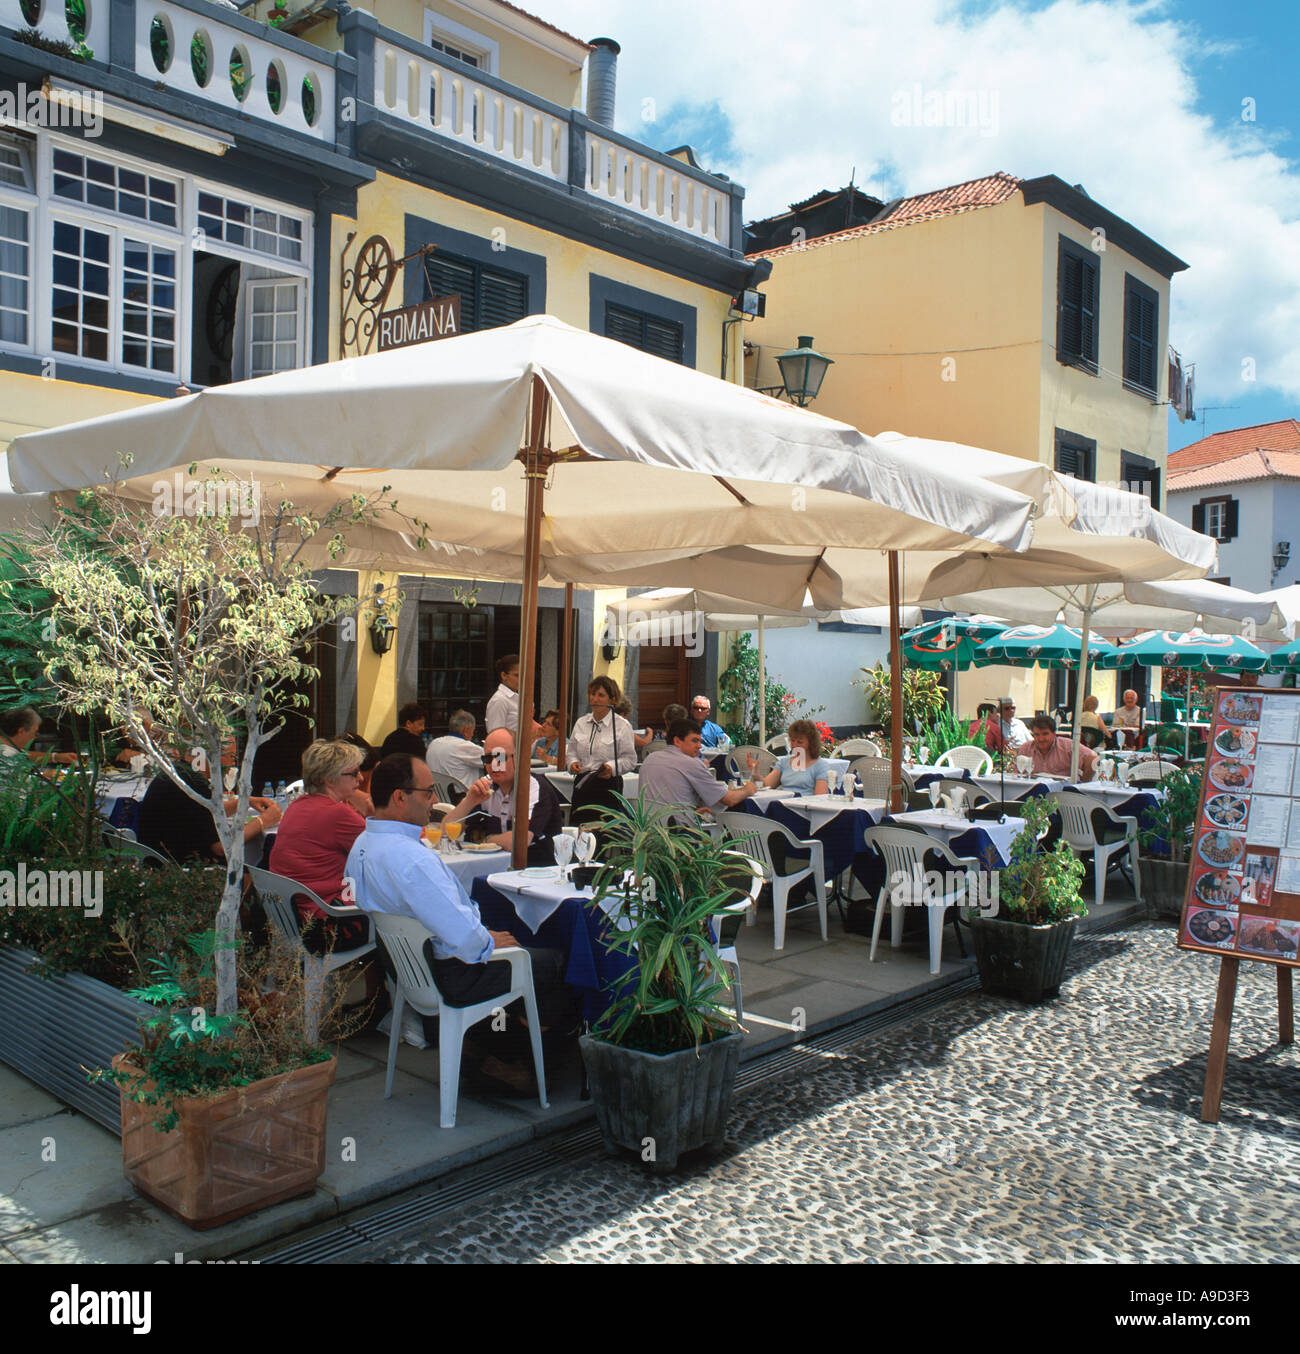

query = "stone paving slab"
[350, 922, 1300, 1265]
[0, 1066, 67, 1132]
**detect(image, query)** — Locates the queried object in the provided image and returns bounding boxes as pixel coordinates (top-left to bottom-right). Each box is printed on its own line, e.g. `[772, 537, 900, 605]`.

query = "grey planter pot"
[968, 915, 1079, 1003]
[580, 1030, 743, 1172]
[0, 947, 149, 1134]
[1139, 856, 1190, 920]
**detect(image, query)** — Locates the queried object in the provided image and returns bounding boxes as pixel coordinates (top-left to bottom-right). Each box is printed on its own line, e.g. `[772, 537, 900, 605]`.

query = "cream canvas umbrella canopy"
[6, 317, 1037, 862]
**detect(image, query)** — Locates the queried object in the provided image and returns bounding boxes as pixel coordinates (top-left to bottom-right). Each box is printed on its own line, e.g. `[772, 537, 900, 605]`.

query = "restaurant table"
[544, 770, 639, 804]
[886, 808, 1027, 869]
[901, 763, 972, 790]
[743, 791, 886, 881]
[470, 873, 635, 1024]
[435, 845, 511, 889]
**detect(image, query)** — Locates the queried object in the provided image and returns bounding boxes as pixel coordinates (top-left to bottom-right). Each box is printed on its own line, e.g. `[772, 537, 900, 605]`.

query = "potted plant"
[93, 930, 341, 1230]
[966, 794, 1087, 1002]
[579, 797, 747, 1172]
[1137, 764, 1201, 919]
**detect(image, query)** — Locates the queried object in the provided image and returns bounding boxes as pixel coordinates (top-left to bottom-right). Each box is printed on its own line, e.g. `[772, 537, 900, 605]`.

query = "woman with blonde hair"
[268, 738, 369, 950]
[761, 718, 831, 796]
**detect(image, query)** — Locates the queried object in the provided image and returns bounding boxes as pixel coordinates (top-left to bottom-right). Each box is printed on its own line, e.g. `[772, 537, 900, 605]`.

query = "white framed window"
[1205, 501, 1225, 539]
[51, 148, 178, 227]
[0, 203, 31, 347]
[197, 190, 304, 264]
[244, 277, 303, 377]
[51, 219, 112, 363]
[0, 130, 35, 191]
[423, 9, 499, 74]
[121, 238, 178, 374]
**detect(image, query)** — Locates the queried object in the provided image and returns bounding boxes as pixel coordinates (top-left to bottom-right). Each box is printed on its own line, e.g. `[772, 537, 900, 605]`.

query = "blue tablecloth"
[470, 875, 635, 1025]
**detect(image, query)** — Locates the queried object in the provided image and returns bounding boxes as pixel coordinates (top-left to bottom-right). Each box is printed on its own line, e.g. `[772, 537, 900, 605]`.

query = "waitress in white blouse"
[566, 675, 638, 829]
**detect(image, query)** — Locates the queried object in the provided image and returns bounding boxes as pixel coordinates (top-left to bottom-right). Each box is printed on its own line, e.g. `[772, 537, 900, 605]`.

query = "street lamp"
[1273, 541, 1291, 580]
[368, 582, 396, 655]
[775, 336, 833, 407]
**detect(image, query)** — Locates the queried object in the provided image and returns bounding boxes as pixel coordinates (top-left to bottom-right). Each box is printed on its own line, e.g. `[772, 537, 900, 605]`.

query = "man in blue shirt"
[690, 696, 728, 748]
[346, 754, 571, 1091]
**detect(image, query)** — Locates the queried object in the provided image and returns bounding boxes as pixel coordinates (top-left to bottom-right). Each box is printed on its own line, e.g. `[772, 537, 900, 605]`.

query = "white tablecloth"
[433, 846, 511, 888]
[545, 771, 640, 804]
[890, 809, 1026, 863]
[95, 774, 150, 815]
[776, 794, 888, 831]
[487, 867, 631, 934]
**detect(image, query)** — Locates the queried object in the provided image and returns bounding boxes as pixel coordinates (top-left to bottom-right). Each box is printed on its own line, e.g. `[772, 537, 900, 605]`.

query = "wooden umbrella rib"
[713, 476, 750, 505]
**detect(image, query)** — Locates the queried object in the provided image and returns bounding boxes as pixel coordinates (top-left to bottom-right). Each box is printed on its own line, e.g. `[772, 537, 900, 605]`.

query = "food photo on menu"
[1197, 829, 1245, 870]
[1242, 852, 1277, 907]
[1213, 725, 1257, 758]
[1184, 906, 1238, 949]
[1191, 864, 1242, 908]
[1204, 792, 1249, 830]
[1207, 756, 1253, 792]
[1237, 916, 1300, 961]
[1218, 692, 1262, 726]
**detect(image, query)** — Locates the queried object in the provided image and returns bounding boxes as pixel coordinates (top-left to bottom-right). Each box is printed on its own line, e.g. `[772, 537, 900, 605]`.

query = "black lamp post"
[774, 336, 833, 407]
[368, 582, 396, 655]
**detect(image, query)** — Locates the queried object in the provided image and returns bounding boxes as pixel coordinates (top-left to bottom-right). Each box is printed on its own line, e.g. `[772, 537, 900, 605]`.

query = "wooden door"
[635, 643, 690, 728]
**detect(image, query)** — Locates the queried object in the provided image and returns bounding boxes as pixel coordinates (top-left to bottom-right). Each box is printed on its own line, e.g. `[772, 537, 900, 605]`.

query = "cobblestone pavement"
[351, 924, 1300, 1263]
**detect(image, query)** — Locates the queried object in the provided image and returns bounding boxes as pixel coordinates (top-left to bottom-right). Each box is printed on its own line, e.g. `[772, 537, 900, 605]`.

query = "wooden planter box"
[115, 1054, 337, 1230]
[0, 947, 149, 1134]
[580, 1031, 742, 1172]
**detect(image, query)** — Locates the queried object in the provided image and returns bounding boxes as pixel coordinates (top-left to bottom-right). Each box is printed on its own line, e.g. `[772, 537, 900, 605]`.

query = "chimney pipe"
[585, 37, 620, 127]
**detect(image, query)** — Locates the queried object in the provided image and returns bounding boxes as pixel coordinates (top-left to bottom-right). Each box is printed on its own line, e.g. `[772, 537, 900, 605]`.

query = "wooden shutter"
[478, 266, 527, 330]
[423, 253, 528, 333]
[1224, 499, 1239, 540]
[1079, 256, 1098, 364]
[1058, 244, 1098, 366]
[604, 303, 643, 348]
[605, 302, 685, 364]
[1192, 502, 1205, 533]
[1125, 282, 1157, 391]
[642, 315, 684, 363]
[425, 254, 478, 330]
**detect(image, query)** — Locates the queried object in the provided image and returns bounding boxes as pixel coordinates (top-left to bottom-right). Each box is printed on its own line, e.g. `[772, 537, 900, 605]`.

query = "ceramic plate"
[1208, 759, 1253, 792]
[520, 867, 559, 880]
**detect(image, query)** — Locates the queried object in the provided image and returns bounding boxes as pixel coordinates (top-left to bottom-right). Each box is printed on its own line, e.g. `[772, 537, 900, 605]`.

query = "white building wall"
[1168, 480, 1279, 594]
[753, 625, 892, 727]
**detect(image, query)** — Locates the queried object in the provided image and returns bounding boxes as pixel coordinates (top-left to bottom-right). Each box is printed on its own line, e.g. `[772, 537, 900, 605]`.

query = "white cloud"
[539, 0, 1300, 404]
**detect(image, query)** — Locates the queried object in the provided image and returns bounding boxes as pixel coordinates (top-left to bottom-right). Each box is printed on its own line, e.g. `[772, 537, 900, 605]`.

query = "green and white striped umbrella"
[1266, 637, 1300, 675]
[1115, 629, 1269, 673]
[902, 617, 1007, 671]
[974, 623, 1122, 670]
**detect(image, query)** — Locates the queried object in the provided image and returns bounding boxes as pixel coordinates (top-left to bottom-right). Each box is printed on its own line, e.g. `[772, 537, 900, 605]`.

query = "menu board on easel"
[1178, 686, 1300, 968]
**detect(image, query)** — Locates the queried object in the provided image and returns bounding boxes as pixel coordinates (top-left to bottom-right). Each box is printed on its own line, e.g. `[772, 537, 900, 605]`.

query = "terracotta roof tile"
[1168, 418, 1300, 472]
[747, 172, 1022, 259]
[1169, 448, 1300, 491]
[484, 1, 591, 50]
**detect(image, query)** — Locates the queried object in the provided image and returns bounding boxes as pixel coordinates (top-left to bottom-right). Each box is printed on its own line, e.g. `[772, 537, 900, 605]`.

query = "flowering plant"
[813, 720, 837, 751]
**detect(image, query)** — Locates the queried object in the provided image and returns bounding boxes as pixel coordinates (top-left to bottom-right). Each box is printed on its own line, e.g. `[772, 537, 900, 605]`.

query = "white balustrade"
[585, 132, 729, 249]
[375, 41, 568, 184]
[2, 0, 110, 57]
[135, 1, 335, 142]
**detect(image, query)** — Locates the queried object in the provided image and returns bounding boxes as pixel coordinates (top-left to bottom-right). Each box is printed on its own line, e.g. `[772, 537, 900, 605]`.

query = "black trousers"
[570, 773, 624, 831]
[429, 945, 574, 1030]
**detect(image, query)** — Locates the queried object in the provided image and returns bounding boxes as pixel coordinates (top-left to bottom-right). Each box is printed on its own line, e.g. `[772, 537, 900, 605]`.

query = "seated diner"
[761, 718, 831, 795]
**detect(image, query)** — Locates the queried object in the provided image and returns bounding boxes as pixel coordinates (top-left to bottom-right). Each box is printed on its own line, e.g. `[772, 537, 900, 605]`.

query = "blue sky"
[544, 0, 1299, 452]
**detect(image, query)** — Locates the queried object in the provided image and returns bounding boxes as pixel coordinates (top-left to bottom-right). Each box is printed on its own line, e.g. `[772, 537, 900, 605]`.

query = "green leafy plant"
[584, 795, 750, 1054]
[912, 707, 989, 760]
[1138, 764, 1201, 864]
[859, 662, 947, 731]
[717, 631, 821, 743]
[988, 795, 1086, 926]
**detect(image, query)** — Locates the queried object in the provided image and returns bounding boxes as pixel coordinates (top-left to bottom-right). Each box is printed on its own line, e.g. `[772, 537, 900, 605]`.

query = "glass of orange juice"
[443, 820, 463, 851]
[423, 824, 443, 850]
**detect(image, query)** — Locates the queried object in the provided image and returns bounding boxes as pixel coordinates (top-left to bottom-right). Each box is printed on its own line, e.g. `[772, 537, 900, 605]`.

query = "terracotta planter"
[969, 914, 1079, 1003]
[580, 1031, 742, 1172]
[1139, 856, 1190, 920]
[114, 1053, 336, 1230]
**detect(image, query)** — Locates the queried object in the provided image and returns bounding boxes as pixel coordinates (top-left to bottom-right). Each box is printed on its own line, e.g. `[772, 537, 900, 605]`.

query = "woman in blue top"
[763, 719, 830, 795]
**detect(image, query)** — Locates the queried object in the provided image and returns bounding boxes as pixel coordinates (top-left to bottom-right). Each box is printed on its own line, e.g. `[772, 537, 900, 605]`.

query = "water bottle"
[275, 780, 288, 810]
[262, 782, 274, 800]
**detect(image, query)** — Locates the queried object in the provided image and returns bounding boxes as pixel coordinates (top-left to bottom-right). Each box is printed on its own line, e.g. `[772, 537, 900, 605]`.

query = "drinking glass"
[575, 831, 596, 865]
[918, 745, 930, 764]
[554, 833, 575, 869]
[443, 820, 463, 852]
[927, 782, 941, 808]
[826, 770, 839, 797]
[423, 824, 443, 851]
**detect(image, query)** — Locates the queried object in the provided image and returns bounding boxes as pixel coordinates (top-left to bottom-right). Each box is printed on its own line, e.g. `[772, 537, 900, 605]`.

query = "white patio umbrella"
[933, 577, 1289, 778]
[5, 317, 1037, 862]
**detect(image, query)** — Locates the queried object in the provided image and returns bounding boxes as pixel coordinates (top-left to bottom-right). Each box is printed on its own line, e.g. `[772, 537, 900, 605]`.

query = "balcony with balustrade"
[1, 0, 746, 264]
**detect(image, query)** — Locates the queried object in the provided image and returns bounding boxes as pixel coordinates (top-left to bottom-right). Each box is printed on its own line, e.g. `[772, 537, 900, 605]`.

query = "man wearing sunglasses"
[441, 729, 563, 864]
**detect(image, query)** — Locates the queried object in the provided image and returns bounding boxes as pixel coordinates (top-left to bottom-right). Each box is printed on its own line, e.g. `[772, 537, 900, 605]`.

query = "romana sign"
[376, 294, 461, 352]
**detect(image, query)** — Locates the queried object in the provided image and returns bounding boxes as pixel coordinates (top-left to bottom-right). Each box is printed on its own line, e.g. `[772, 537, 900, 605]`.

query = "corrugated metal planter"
[114, 1053, 337, 1230]
[0, 947, 149, 1133]
[969, 915, 1080, 1003]
[1139, 857, 1189, 920]
[580, 1031, 743, 1172]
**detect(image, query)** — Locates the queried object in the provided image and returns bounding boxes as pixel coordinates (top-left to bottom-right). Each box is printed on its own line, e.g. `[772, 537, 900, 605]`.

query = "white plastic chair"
[1125, 760, 1171, 784]
[726, 745, 777, 779]
[1052, 791, 1141, 909]
[246, 866, 376, 1043]
[933, 745, 994, 776]
[283, 778, 305, 799]
[764, 733, 790, 753]
[836, 738, 880, 758]
[849, 756, 892, 801]
[862, 825, 979, 975]
[711, 850, 768, 1023]
[718, 810, 827, 950]
[367, 911, 548, 1128]
[430, 773, 465, 804]
[104, 833, 167, 865]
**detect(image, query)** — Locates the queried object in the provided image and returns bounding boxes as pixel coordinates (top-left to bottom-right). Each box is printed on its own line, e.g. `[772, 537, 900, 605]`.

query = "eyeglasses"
[403, 785, 437, 798]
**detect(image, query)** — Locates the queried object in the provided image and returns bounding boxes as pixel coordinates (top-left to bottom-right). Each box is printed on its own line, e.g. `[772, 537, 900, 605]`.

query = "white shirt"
[566, 712, 637, 775]
[484, 775, 540, 829]
[484, 683, 519, 734]
[1001, 717, 1031, 747]
[426, 735, 484, 792]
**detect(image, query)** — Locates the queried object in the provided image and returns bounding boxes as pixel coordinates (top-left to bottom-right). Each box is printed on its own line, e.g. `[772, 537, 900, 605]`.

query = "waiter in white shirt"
[485, 653, 543, 738]
[566, 675, 637, 830]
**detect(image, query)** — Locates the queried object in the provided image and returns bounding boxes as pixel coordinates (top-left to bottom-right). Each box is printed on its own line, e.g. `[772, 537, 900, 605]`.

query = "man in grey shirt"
[640, 719, 761, 822]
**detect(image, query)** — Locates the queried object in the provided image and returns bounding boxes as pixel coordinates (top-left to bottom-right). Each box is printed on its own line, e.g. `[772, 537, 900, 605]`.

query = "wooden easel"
[1201, 959, 1295, 1122]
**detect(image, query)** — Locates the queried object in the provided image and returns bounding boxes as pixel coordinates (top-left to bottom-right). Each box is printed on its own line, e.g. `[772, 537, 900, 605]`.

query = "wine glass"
[951, 786, 967, 819]
[927, 781, 941, 809]
[826, 769, 839, 797]
[575, 831, 596, 865]
[223, 767, 237, 793]
[918, 745, 930, 765]
[443, 819, 463, 852]
[554, 832, 576, 870]
[423, 824, 443, 851]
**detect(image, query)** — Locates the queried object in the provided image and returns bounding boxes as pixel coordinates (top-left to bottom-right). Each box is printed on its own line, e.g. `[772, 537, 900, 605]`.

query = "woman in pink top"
[268, 739, 369, 949]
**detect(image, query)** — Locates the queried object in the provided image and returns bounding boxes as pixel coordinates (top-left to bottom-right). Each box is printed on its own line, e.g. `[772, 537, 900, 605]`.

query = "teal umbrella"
[1115, 629, 1269, 674]
[902, 616, 1007, 671]
[975, 623, 1122, 670]
[1266, 637, 1300, 675]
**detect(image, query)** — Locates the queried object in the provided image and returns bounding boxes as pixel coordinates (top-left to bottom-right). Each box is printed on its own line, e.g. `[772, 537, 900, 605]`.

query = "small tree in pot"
[1137, 764, 1201, 919]
[580, 796, 748, 1171]
[967, 794, 1086, 1002]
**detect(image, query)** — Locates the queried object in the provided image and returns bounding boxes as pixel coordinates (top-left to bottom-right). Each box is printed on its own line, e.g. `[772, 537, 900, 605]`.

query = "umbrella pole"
[513, 375, 550, 869]
[889, 551, 904, 813]
[559, 581, 574, 757]
[759, 615, 767, 748]
[1069, 594, 1095, 783]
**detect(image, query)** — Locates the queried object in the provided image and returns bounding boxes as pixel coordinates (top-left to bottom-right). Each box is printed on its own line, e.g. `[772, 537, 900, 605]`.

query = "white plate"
[519, 867, 559, 880]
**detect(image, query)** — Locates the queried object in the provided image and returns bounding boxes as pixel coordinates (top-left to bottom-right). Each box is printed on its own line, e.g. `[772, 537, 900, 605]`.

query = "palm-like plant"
[584, 795, 749, 1054]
